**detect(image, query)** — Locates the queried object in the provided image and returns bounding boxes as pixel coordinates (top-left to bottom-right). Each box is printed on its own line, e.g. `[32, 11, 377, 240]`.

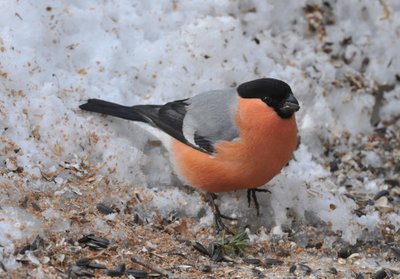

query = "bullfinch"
[79, 78, 300, 232]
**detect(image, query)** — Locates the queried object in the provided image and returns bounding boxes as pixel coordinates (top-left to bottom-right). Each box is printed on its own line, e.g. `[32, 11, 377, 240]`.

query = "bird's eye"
[262, 96, 282, 109]
[262, 96, 273, 106]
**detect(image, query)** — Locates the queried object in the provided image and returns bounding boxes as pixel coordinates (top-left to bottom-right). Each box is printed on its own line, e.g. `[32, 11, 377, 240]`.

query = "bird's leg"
[247, 188, 271, 216]
[206, 193, 235, 234]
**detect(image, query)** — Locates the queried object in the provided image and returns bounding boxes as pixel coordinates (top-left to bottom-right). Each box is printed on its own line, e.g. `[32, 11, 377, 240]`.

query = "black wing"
[132, 99, 188, 145]
[194, 132, 215, 153]
[132, 99, 213, 154]
[80, 98, 215, 154]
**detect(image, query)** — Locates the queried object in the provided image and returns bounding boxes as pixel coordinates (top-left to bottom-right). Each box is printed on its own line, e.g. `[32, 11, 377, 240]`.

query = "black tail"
[79, 99, 149, 122]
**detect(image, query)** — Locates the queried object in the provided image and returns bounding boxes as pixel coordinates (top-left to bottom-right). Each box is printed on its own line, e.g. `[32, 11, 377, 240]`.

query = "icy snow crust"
[0, 0, 399, 272]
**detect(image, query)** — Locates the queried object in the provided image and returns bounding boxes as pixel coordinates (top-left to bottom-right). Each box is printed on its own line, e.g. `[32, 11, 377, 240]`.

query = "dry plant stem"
[131, 256, 172, 278]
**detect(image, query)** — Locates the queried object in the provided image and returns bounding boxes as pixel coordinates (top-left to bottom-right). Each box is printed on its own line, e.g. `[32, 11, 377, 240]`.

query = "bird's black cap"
[237, 78, 292, 100]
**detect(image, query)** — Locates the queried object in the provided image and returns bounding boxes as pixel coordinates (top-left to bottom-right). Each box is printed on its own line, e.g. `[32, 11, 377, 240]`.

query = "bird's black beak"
[276, 94, 300, 119]
[281, 94, 300, 114]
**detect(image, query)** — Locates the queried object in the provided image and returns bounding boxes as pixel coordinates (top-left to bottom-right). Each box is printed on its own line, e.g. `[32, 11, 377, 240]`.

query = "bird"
[79, 78, 300, 233]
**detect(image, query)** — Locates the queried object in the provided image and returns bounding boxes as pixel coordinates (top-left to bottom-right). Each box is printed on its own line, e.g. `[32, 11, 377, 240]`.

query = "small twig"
[38, 166, 56, 182]
[0, 261, 7, 272]
[371, 83, 396, 126]
[52, 73, 61, 92]
[149, 252, 165, 259]
[379, 0, 390, 20]
[15, 13, 23, 20]
[131, 256, 172, 278]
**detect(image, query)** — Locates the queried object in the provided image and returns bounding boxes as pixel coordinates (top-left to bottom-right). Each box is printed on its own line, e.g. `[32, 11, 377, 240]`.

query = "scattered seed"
[373, 269, 387, 279]
[96, 203, 115, 215]
[364, 199, 375, 206]
[265, 258, 284, 268]
[385, 179, 399, 187]
[348, 253, 361, 259]
[67, 264, 95, 278]
[31, 235, 44, 250]
[133, 213, 144, 225]
[328, 267, 338, 274]
[19, 235, 44, 254]
[168, 251, 186, 258]
[87, 262, 107, 269]
[116, 263, 126, 273]
[126, 269, 148, 278]
[251, 267, 266, 278]
[200, 265, 212, 273]
[76, 258, 91, 266]
[337, 246, 352, 259]
[208, 242, 216, 256]
[289, 264, 297, 273]
[354, 209, 366, 217]
[388, 224, 396, 230]
[177, 264, 192, 270]
[193, 242, 210, 256]
[106, 269, 124, 277]
[20, 196, 29, 208]
[78, 234, 110, 249]
[276, 248, 290, 257]
[56, 253, 65, 263]
[209, 243, 224, 262]
[390, 247, 400, 260]
[330, 159, 340, 172]
[19, 244, 32, 254]
[31, 202, 41, 211]
[305, 210, 326, 227]
[341, 36, 352, 46]
[211, 248, 224, 262]
[344, 193, 356, 200]
[374, 190, 390, 200]
[243, 258, 261, 265]
[298, 263, 312, 274]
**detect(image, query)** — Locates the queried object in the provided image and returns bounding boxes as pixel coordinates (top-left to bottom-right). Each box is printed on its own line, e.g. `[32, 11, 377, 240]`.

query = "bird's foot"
[206, 193, 236, 235]
[247, 188, 271, 216]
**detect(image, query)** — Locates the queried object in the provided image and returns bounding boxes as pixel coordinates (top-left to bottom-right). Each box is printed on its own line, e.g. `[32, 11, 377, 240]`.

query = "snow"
[0, 0, 399, 272]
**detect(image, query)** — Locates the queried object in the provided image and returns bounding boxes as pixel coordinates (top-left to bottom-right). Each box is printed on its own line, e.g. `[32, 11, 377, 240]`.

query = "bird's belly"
[170, 130, 297, 192]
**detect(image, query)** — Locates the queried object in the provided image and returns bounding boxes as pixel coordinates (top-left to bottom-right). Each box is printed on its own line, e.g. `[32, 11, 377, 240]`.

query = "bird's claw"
[247, 188, 271, 216]
[206, 193, 236, 235]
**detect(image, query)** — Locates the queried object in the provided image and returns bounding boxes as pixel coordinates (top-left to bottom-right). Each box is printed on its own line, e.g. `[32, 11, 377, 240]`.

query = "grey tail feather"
[79, 98, 150, 122]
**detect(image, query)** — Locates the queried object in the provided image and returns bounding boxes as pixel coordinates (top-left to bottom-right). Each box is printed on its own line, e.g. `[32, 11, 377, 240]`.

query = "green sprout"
[220, 230, 249, 256]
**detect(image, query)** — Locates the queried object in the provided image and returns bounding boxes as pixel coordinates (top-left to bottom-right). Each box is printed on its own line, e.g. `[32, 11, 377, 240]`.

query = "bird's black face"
[237, 78, 300, 119]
